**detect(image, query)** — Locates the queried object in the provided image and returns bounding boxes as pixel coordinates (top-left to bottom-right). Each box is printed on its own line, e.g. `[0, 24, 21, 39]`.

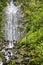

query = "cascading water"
[5, 1, 21, 48]
[1, 0, 24, 64]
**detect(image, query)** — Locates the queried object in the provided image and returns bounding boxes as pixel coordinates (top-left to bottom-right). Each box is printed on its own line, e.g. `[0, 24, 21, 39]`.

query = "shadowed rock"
[2, 58, 8, 65]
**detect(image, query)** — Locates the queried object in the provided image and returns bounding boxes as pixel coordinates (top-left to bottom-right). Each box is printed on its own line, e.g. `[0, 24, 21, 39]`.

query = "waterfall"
[5, 0, 22, 48]
[4, 0, 21, 60]
[0, 0, 24, 64]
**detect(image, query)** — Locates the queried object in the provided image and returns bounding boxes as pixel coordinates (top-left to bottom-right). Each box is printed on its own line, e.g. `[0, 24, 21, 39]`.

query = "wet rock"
[2, 58, 8, 65]
[3, 45, 5, 48]
[3, 63, 8, 65]
[5, 48, 8, 51]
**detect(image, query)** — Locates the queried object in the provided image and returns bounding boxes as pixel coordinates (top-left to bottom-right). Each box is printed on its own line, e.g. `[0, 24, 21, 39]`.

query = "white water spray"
[5, 0, 22, 48]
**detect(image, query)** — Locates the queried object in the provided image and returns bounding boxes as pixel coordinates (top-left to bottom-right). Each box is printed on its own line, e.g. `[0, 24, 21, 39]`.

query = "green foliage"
[0, 0, 7, 40]
[16, 0, 43, 65]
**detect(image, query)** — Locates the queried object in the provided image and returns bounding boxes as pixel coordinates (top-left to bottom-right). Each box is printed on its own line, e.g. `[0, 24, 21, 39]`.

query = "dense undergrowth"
[0, 0, 43, 65]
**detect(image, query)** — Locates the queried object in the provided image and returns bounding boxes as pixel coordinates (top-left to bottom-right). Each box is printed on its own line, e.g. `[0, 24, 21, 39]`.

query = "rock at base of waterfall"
[2, 58, 8, 65]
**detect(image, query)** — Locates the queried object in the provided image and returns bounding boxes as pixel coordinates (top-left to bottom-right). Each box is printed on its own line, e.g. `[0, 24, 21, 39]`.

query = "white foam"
[0, 61, 3, 65]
